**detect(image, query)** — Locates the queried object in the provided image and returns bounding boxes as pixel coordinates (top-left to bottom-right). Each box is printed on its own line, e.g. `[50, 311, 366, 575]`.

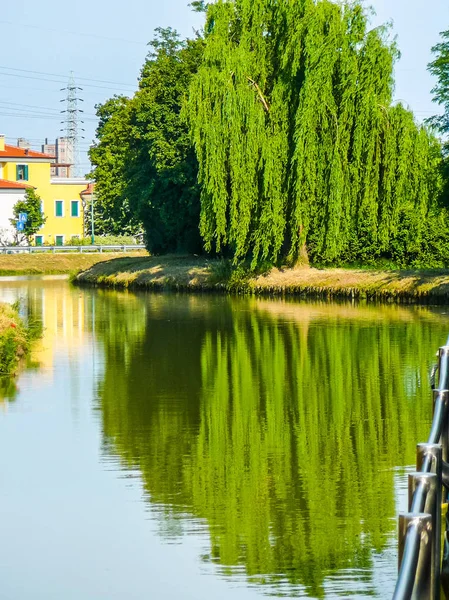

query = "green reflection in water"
[94, 295, 448, 597]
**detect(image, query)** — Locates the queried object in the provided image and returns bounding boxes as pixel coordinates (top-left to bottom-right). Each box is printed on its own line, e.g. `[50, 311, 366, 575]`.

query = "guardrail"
[393, 344, 449, 599]
[0, 245, 146, 254]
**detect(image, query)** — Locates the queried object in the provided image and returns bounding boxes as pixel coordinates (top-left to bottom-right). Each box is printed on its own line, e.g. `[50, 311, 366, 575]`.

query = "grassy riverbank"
[0, 302, 35, 375]
[0, 250, 147, 276]
[74, 255, 449, 303]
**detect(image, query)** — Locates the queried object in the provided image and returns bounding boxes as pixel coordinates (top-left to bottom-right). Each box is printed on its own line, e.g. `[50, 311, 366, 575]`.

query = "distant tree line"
[89, 0, 449, 268]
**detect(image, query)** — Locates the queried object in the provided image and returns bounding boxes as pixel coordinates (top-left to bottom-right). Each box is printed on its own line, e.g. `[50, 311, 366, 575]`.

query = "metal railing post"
[393, 342, 449, 597]
[433, 391, 449, 464]
[397, 513, 434, 599]
[437, 347, 449, 392]
[417, 444, 443, 600]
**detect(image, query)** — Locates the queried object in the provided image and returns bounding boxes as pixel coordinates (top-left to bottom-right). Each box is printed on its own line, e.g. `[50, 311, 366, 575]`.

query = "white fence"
[0, 245, 146, 254]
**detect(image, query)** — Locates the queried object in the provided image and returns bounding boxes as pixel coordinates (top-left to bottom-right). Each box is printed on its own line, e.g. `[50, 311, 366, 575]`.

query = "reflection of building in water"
[31, 283, 85, 370]
[0, 279, 88, 376]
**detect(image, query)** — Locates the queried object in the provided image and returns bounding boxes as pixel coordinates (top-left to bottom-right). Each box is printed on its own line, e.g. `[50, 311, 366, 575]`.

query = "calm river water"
[0, 276, 446, 599]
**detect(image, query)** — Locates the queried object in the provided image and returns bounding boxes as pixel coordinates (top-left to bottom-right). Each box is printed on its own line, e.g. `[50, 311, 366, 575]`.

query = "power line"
[0, 65, 136, 89]
[0, 100, 97, 117]
[0, 101, 61, 113]
[0, 70, 135, 92]
[0, 19, 148, 47]
[0, 111, 77, 120]
[0, 83, 132, 98]
[0, 84, 62, 94]
[0, 111, 97, 122]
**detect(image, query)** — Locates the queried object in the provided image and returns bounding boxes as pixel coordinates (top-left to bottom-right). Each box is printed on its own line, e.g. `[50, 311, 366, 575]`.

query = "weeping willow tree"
[188, 0, 443, 266]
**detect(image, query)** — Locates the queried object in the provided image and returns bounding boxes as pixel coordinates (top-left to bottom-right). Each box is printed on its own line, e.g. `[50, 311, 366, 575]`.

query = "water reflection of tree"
[95, 296, 444, 597]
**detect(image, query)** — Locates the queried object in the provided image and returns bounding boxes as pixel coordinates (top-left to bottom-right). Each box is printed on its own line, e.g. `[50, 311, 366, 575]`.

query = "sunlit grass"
[0, 250, 147, 276]
[75, 255, 449, 302]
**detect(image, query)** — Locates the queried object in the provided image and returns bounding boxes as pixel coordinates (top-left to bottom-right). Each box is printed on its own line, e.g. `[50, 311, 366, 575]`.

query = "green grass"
[74, 254, 449, 303]
[0, 250, 147, 276]
[0, 302, 33, 375]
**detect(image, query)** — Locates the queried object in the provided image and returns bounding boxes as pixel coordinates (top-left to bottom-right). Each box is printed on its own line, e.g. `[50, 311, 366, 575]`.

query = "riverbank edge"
[0, 251, 147, 276]
[0, 303, 36, 375]
[73, 256, 449, 304]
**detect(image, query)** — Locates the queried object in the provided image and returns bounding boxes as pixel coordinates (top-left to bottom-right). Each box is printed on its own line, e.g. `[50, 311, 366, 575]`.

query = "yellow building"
[0, 135, 89, 245]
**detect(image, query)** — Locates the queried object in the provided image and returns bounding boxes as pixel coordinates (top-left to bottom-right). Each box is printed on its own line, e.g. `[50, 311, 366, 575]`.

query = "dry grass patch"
[76, 257, 449, 302]
[0, 250, 147, 275]
[77, 255, 212, 288]
[251, 267, 449, 299]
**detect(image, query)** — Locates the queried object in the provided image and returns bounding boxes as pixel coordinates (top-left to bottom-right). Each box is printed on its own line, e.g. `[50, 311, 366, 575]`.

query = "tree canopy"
[428, 29, 449, 136]
[428, 28, 449, 208]
[88, 96, 140, 236]
[188, 0, 444, 266]
[125, 28, 204, 254]
[90, 28, 203, 253]
[11, 188, 46, 245]
[91, 1, 448, 268]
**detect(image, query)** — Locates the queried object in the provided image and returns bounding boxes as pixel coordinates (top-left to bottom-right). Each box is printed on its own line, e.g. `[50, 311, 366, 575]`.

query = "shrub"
[67, 236, 140, 246]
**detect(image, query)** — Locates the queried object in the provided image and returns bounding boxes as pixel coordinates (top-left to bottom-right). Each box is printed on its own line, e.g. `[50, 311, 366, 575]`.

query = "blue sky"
[0, 0, 448, 175]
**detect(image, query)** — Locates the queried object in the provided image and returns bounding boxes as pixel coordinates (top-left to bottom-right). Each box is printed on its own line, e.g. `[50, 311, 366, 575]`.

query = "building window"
[16, 164, 29, 181]
[35, 235, 43, 246]
[71, 200, 79, 217]
[55, 200, 64, 217]
[55, 235, 64, 246]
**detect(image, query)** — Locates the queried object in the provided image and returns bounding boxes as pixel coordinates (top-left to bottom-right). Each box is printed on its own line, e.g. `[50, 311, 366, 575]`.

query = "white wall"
[0, 189, 26, 244]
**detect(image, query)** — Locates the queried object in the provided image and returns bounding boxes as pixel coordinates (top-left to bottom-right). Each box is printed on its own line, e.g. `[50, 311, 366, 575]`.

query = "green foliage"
[0, 328, 23, 375]
[209, 257, 271, 289]
[88, 96, 141, 236]
[90, 28, 203, 254]
[0, 301, 35, 376]
[189, 1, 208, 12]
[428, 28, 449, 211]
[125, 28, 204, 254]
[188, 0, 444, 267]
[67, 235, 139, 246]
[91, 1, 448, 268]
[11, 188, 46, 244]
[428, 29, 449, 135]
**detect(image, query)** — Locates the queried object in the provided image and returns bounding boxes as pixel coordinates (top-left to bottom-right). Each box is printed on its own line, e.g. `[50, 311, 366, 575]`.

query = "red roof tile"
[0, 179, 34, 190]
[80, 183, 95, 196]
[0, 144, 55, 160]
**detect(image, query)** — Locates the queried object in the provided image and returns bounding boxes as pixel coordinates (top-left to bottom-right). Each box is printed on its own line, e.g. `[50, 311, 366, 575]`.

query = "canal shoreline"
[0, 250, 147, 276]
[74, 255, 449, 303]
[0, 302, 36, 375]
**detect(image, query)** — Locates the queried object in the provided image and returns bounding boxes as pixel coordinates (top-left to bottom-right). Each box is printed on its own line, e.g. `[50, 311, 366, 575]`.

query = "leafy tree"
[89, 96, 141, 236]
[90, 28, 203, 253]
[124, 28, 204, 254]
[428, 29, 449, 207]
[189, 1, 208, 12]
[10, 188, 46, 245]
[428, 29, 449, 135]
[188, 0, 443, 267]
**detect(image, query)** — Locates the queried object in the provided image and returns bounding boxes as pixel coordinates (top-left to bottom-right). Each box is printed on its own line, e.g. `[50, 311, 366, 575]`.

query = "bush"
[67, 236, 140, 246]
[0, 302, 28, 375]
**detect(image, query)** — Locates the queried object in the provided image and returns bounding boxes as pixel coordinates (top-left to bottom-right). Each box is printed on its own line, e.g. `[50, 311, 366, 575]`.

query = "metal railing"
[393, 344, 449, 599]
[0, 245, 145, 254]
